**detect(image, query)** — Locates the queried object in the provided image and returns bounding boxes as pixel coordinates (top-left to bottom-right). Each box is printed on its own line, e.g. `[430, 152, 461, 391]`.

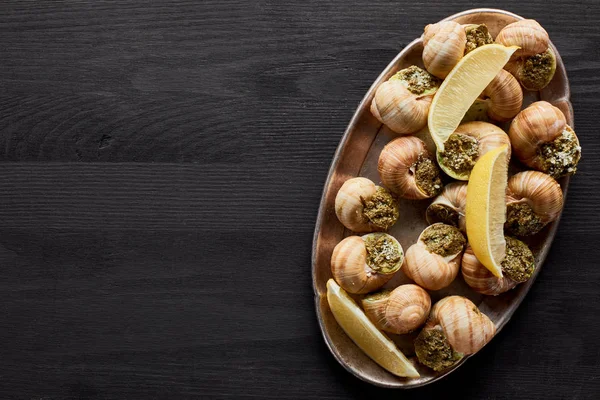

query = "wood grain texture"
[0, 0, 598, 398]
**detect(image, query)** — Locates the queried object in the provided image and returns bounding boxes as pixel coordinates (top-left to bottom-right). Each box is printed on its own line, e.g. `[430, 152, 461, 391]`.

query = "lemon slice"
[326, 279, 420, 378]
[465, 145, 509, 277]
[428, 44, 518, 151]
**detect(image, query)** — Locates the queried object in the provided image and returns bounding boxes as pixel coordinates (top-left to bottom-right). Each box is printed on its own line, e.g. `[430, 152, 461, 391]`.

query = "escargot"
[461, 237, 536, 296]
[403, 223, 466, 291]
[436, 121, 511, 180]
[414, 296, 496, 371]
[371, 65, 441, 135]
[362, 284, 431, 335]
[422, 21, 467, 79]
[331, 233, 403, 294]
[505, 171, 564, 236]
[335, 177, 399, 233]
[378, 136, 443, 200]
[509, 101, 581, 178]
[426, 182, 467, 231]
[496, 19, 556, 90]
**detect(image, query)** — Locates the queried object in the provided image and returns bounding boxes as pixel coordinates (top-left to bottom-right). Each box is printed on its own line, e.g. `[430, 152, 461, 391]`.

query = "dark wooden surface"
[0, 1, 599, 399]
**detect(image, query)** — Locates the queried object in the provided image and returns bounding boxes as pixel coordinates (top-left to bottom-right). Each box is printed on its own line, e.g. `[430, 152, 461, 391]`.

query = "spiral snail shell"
[362, 284, 431, 335]
[414, 296, 496, 371]
[495, 19, 549, 58]
[378, 136, 443, 200]
[509, 101, 581, 178]
[334, 177, 399, 233]
[505, 171, 564, 236]
[496, 20, 556, 90]
[331, 233, 403, 294]
[403, 223, 466, 291]
[422, 21, 466, 79]
[371, 66, 441, 135]
[461, 237, 535, 295]
[436, 121, 511, 180]
[482, 69, 523, 122]
[426, 182, 467, 232]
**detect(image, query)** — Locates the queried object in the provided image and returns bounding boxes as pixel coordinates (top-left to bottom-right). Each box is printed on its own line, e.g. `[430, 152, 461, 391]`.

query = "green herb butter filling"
[414, 155, 443, 197]
[439, 133, 479, 176]
[415, 327, 463, 371]
[390, 65, 441, 96]
[464, 24, 493, 54]
[506, 202, 545, 236]
[421, 224, 466, 257]
[364, 234, 403, 274]
[362, 187, 399, 230]
[501, 236, 535, 283]
[520, 48, 556, 90]
[538, 126, 581, 178]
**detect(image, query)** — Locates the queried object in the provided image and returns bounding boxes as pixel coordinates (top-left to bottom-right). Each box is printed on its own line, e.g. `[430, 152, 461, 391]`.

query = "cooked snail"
[331, 233, 403, 294]
[495, 19, 549, 58]
[403, 223, 466, 291]
[463, 24, 493, 54]
[436, 121, 511, 180]
[362, 284, 431, 334]
[509, 101, 581, 178]
[414, 296, 496, 371]
[482, 69, 523, 121]
[426, 182, 467, 231]
[462, 237, 535, 296]
[505, 171, 563, 236]
[334, 177, 399, 232]
[371, 66, 441, 134]
[496, 20, 556, 90]
[378, 136, 443, 199]
[422, 21, 466, 78]
[505, 48, 557, 91]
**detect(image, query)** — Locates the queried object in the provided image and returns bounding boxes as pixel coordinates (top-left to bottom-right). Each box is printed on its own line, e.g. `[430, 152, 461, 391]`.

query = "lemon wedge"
[465, 145, 509, 277]
[428, 44, 518, 151]
[326, 279, 420, 378]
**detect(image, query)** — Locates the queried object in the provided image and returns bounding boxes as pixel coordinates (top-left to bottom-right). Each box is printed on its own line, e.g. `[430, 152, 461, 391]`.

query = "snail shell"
[334, 177, 399, 233]
[505, 171, 563, 236]
[495, 19, 549, 58]
[370, 66, 440, 135]
[483, 69, 523, 122]
[378, 136, 443, 200]
[462, 236, 535, 295]
[423, 21, 466, 78]
[437, 121, 511, 180]
[415, 296, 495, 371]
[425, 182, 467, 232]
[362, 284, 431, 335]
[403, 223, 466, 291]
[509, 101, 581, 178]
[505, 48, 557, 91]
[331, 233, 403, 294]
[461, 245, 518, 295]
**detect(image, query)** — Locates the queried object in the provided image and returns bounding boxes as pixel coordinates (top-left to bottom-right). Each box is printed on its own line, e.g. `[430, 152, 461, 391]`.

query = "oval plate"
[312, 8, 572, 388]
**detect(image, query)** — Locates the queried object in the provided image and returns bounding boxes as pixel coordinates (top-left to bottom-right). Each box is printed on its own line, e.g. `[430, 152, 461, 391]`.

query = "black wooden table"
[1, 1, 598, 399]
